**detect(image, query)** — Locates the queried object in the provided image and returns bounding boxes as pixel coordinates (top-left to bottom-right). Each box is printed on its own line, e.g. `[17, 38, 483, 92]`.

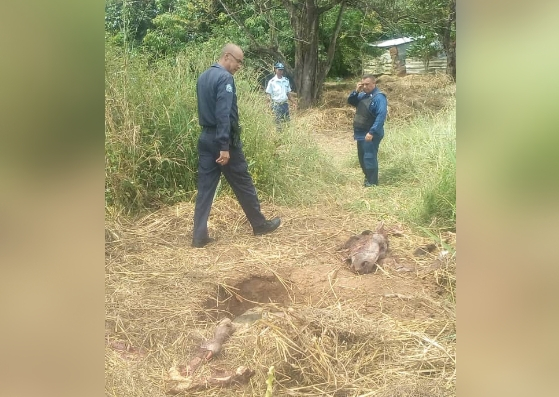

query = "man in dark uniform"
[347, 74, 388, 187]
[192, 43, 281, 248]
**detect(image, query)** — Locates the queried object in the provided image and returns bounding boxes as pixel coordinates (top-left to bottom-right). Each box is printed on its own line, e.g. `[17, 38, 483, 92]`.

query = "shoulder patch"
[225, 84, 233, 93]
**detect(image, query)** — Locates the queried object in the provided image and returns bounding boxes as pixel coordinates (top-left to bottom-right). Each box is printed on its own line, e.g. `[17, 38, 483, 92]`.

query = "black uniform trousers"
[357, 137, 382, 185]
[192, 130, 266, 241]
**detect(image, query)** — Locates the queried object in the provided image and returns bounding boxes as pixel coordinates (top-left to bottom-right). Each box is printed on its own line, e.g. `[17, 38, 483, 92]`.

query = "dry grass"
[106, 197, 456, 396]
[106, 75, 456, 396]
[316, 74, 455, 129]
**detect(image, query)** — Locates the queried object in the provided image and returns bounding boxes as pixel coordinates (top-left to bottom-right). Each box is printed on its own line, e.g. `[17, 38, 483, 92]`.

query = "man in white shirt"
[265, 62, 296, 130]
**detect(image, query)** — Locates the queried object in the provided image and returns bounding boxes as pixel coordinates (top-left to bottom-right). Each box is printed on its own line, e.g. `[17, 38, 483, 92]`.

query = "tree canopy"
[105, 0, 456, 107]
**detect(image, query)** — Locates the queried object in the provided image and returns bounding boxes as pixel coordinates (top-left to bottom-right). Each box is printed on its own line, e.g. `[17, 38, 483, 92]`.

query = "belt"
[273, 101, 287, 105]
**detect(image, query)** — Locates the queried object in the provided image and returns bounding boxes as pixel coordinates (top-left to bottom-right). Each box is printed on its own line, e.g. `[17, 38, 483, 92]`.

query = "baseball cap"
[274, 62, 285, 69]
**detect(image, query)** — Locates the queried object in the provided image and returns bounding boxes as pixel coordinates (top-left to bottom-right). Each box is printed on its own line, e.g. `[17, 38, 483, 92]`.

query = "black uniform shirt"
[196, 63, 239, 151]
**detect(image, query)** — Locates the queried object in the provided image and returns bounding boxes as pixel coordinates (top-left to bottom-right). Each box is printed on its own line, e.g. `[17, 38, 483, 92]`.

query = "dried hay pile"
[297, 74, 456, 136]
[106, 197, 456, 396]
[380, 73, 455, 121]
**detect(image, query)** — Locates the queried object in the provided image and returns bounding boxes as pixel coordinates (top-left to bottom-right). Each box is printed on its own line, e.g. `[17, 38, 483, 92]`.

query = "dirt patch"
[288, 257, 446, 321]
[202, 275, 291, 320]
[106, 199, 455, 396]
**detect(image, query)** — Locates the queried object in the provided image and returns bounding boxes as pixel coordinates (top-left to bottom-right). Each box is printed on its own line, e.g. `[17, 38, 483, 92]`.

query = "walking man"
[347, 75, 388, 187]
[265, 62, 295, 130]
[192, 43, 281, 248]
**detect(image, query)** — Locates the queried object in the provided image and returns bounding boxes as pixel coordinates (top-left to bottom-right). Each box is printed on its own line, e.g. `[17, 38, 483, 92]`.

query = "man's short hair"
[362, 74, 376, 82]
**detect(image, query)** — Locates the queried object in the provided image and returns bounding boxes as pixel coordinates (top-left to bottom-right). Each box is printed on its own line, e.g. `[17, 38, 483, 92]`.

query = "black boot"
[192, 236, 216, 248]
[253, 217, 281, 235]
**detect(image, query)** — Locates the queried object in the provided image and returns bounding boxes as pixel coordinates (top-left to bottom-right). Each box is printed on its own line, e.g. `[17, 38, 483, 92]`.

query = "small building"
[363, 37, 447, 75]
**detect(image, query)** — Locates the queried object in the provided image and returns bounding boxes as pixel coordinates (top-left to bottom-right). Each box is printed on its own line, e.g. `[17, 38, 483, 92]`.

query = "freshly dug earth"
[105, 74, 456, 396]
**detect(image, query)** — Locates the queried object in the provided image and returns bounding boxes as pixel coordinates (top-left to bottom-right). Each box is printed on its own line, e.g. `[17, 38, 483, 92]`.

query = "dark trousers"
[271, 102, 290, 128]
[357, 138, 382, 185]
[192, 131, 266, 240]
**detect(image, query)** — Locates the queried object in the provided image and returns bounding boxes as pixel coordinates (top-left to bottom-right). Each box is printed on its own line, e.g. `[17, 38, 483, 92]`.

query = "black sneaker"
[364, 181, 377, 187]
[253, 217, 281, 235]
[191, 237, 215, 248]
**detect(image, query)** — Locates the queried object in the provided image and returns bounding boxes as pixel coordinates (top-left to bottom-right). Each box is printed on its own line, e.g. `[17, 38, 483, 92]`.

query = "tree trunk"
[316, 0, 346, 100]
[285, 0, 320, 109]
[283, 0, 344, 109]
[447, 40, 456, 81]
[443, 0, 456, 81]
[221, 0, 346, 109]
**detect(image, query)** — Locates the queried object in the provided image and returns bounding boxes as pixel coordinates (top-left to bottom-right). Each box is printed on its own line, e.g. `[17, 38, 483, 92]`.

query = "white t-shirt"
[266, 75, 291, 103]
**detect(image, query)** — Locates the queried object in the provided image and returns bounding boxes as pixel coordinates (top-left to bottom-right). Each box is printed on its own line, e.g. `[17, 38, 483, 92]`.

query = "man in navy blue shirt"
[192, 43, 281, 248]
[347, 75, 387, 187]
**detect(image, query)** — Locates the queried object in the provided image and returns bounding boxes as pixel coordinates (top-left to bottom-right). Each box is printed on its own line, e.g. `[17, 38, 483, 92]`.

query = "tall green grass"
[383, 104, 456, 230]
[105, 43, 345, 215]
[105, 45, 201, 214]
[234, 81, 348, 205]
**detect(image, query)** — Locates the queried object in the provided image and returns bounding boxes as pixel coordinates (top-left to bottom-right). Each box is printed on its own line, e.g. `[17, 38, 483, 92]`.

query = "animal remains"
[342, 222, 389, 274]
[166, 317, 255, 394]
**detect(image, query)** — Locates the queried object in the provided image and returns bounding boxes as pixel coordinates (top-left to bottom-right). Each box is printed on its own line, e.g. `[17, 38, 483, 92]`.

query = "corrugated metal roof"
[370, 37, 415, 48]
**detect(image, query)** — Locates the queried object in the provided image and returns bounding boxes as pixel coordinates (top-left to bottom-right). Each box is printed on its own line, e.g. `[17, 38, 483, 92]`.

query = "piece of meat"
[200, 317, 235, 359]
[343, 223, 389, 274]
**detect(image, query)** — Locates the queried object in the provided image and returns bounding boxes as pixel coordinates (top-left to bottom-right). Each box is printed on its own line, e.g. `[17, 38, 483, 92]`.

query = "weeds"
[105, 46, 200, 214]
[392, 106, 456, 230]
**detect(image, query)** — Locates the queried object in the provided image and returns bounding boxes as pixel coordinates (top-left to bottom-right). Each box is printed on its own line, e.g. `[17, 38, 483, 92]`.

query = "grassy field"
[105, 47, 455, 230]
[105, 47, 456, 396]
